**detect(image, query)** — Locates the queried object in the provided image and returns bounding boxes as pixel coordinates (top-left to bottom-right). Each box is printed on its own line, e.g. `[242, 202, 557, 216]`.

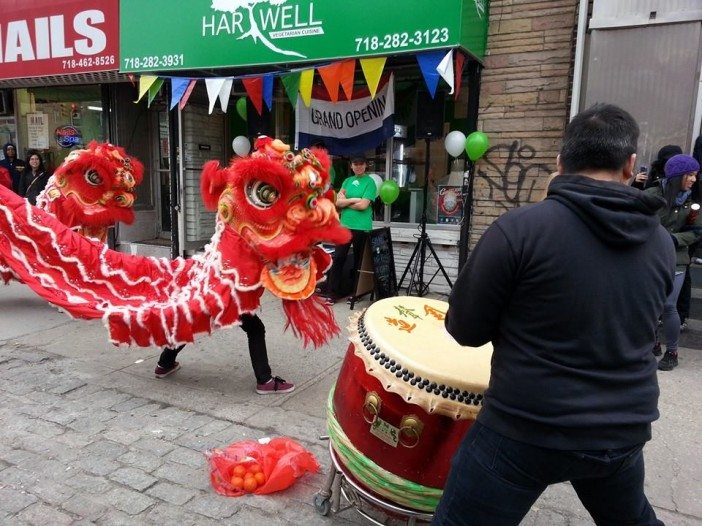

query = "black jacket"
[19, 170, 50, 205]
[446, 175, 675, 450]
[0, 143, 27, 194]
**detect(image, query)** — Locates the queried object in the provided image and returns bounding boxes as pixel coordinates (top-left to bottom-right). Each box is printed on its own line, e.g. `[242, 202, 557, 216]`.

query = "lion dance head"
[36, 141, 144, 242]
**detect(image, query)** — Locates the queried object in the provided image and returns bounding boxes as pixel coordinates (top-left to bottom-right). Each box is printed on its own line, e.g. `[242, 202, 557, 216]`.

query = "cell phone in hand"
[639, 166, 648, 174]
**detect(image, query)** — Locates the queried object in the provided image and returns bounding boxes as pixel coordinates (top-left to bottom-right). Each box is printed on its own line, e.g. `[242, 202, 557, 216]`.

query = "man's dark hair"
[559, 103, 639, 174]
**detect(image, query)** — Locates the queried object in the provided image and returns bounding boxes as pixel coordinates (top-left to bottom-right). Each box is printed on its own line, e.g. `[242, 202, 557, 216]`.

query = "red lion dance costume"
[0, 138, 350, 348]
[0, 141, 144, 283]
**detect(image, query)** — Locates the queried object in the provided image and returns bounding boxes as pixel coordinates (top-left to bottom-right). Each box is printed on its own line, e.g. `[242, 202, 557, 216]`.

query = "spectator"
[0, 143, 27, 193]
[433, 104, 670, 526]
[19, 150, 51, 205]
[646, 154, 702, 371]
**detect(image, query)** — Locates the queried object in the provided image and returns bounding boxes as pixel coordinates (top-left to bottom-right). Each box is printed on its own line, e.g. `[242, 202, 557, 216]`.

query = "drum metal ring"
[399, 415, 424, 448]
[362, 391, 382, 424]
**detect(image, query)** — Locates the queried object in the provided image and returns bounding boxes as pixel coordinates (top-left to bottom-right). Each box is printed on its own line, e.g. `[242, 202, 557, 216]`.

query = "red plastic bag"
[206, 437, 320, 496]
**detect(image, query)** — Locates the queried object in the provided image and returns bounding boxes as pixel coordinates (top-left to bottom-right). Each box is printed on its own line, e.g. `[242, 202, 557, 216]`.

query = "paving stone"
[110, 397, 151, 413]
[73, 456, 120, 477]
[116, 449, 164, 473]
[101, 428, 143, 446]
[184, 493, 242, 519]
[107, 467, 158, 492]
[83, 440, 129, 460]
[68, 417, 107, 435]
[65, 472, 115, 495]
[146, 481, 199, 506]
[0, 448, 41, 466]
[61, 493, 110, 522]
[0, 465, 39, 487]
[164, 446, 205, 468]
[15, 501, 74, 526]
[0, 487, 38, 514]
[145, 502, 200, 526]
[23, 478, 75, 506]
[80, 390, 132, 409]
[48, 379, 88, 395]
[152, 462, 210, 491]
[104, 487, 156, 515]
[132, 436, 176, 457]
[54, 430, 95, 449]
[93, 509, 137, 526]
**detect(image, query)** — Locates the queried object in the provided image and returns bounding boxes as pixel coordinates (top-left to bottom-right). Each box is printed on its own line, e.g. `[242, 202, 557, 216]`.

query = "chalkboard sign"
[368, 227, 398, 299]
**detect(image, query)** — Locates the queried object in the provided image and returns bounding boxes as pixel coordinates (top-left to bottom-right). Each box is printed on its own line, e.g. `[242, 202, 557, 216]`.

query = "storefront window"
[15, 85, 105, 173]
[365, 74, 470, 227]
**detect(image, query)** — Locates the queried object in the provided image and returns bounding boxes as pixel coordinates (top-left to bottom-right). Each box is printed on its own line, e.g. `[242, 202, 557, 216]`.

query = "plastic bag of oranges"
[206, 437, 319, 496]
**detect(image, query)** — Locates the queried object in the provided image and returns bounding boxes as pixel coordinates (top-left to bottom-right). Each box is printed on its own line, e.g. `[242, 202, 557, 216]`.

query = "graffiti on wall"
[476, 141, 554, 209]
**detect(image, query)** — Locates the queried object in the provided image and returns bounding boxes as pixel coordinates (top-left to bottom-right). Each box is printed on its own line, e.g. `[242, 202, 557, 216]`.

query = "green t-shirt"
[340, 174, 377, 231]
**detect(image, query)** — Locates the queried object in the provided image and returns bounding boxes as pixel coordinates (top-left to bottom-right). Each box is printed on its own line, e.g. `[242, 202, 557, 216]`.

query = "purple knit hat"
[664, 154, 700, 179]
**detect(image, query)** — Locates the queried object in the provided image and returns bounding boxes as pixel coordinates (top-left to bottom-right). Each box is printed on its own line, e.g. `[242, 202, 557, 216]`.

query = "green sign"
[119, 0, 488, 73]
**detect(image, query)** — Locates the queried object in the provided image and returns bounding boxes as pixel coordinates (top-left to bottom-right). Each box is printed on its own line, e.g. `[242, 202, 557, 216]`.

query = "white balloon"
[369, 173, 383, 197]
[232, 136, 251, 157]
[444, 130, 466, 158]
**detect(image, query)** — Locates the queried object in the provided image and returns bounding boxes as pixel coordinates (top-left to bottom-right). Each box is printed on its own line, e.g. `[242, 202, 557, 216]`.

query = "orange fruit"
[243, 477, 258, 492]
[232, 465, 246, 477]
[254, 472, 266, 485]
[249, 463, 262, 474]
[230, 476, 244, 489]
[244, 471, 254, 479]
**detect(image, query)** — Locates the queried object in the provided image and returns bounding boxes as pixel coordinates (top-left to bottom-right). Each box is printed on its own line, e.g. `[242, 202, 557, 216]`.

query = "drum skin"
[333, 343, 473, 489]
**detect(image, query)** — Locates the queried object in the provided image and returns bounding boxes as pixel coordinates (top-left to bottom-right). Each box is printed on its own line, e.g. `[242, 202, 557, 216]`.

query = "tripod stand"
[398, 138, 453, 296]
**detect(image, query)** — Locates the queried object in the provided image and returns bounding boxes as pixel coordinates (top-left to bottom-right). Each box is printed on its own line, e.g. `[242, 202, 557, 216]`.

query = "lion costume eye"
[85, 169, 103, 186]
[246, 181, 279, 209]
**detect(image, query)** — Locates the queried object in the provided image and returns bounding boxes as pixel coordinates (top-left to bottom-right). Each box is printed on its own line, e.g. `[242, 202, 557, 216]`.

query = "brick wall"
[469, 0, 579, 247]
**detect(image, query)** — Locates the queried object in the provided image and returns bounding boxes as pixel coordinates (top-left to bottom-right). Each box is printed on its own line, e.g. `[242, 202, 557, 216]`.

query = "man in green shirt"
[323, 154, 377, 303]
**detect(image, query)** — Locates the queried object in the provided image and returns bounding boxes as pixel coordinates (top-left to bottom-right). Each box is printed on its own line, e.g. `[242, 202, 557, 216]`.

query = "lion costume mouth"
[260, 252, 317, 300]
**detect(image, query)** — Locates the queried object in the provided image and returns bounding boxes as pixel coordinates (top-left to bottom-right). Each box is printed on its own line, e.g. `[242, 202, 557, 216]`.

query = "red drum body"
[328, 297, 492, 508]
[333, 345, 471, 488]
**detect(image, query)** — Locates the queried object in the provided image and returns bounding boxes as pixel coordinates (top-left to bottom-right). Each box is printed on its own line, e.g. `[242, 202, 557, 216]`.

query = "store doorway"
[154, 110, 171, 235]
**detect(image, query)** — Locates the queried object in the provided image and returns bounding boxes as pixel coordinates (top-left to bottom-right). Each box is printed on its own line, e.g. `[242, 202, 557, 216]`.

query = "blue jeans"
[433, 422, 662, 526]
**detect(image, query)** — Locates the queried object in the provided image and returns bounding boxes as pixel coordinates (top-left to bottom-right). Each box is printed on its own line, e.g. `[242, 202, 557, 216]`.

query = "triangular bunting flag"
[147, 78, 165, 107]
[242, 77, 264, 115]
[416, 51, 445, 98]
[263, 74, 274, 111]
[454, 52, 466, 101]
[178, 80, 197, 111]
[170, 78, 191, 110]
[299, 69, 314, 107]
[436, 50, 454, 95]
[205, 78, 227, 114]
[136, 75, 159, 102]
[218, 78, 233, 113]
[317, 62, 342, 103]
[339, 59, 355, 100]
[360, 57, 386, 99]
[281, 72, 301, 108]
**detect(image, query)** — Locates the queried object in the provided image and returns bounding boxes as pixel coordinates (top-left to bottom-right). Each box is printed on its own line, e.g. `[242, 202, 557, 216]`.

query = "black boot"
[657, 351, 678, 371]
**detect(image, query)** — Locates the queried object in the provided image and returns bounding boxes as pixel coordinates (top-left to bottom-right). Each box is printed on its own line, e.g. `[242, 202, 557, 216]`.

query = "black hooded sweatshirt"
[446, 175, 675, 450]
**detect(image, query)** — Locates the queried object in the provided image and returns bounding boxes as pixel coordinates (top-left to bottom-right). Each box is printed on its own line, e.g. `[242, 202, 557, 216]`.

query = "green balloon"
[236, 97, 247, 121]
[465, 131, 490, 161]
[379, 180, 400, 205]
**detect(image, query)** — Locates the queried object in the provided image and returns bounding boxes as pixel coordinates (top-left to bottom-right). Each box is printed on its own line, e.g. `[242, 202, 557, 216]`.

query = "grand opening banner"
[0, 0, 119, 80]
[296, 75, 394, 155]
[120, 0, 489, 73]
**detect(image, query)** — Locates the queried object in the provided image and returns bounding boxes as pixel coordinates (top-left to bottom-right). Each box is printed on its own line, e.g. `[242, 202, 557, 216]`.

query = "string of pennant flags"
[134, 49, 466, 115]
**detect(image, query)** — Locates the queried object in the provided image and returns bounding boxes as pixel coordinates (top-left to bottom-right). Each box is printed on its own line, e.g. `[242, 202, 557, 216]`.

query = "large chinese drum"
[327, 296, 492, 512]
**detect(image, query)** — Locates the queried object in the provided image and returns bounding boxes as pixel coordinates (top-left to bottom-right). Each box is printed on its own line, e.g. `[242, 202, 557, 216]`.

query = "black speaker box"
[415, 89, 445, 139]
[246, 99, 272, 138]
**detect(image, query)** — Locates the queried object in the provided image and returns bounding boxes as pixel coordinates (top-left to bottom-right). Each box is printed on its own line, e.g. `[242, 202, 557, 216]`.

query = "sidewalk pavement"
[0, 282, 701, 525]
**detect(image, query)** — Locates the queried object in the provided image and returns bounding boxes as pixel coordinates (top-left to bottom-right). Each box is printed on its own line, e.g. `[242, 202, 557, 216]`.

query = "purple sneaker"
[155, 362, 181, 378]
[256, 376, 295, 395]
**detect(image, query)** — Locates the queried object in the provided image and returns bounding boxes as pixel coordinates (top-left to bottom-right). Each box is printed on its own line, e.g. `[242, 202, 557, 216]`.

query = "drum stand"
[313, 440, 433, 525]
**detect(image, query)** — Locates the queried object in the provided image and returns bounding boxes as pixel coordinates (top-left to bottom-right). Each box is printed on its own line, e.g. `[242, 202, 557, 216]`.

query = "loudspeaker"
[246, 99, 272, 138]
[415, 89, 445, 140]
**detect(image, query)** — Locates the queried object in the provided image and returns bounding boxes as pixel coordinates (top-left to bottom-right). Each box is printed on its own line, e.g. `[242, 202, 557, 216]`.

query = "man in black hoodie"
[433, 104, 672, 526]
[0, 143, 27, 194]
